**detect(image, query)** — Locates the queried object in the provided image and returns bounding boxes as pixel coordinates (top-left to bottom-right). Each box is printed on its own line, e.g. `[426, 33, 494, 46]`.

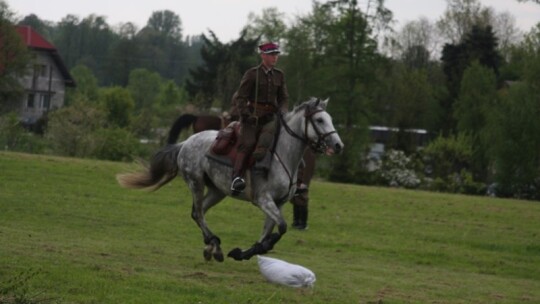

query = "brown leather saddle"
[205, 121, 256, 168]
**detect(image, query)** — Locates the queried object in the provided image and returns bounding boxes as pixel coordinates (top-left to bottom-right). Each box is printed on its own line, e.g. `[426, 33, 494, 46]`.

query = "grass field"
[1, 151, 539, 303]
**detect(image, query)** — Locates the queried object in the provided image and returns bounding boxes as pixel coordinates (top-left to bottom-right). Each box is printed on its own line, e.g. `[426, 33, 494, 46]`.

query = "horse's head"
[287, 98, 344, 155]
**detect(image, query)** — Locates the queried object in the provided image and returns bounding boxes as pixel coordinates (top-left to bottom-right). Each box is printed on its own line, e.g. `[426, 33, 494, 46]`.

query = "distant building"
[15, 26, 75, 125]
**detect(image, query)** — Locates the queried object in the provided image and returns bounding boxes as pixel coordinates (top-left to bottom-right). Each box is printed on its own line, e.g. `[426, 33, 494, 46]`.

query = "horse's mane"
[291, 97, 320, 114]
[285, 97, 327, 121]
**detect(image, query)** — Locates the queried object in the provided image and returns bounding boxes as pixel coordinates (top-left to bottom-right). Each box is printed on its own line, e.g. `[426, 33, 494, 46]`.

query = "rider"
[230, 42, 289, 195]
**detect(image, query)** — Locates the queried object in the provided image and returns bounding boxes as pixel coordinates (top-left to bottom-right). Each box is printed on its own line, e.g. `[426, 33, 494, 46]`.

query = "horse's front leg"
[258, 215, 282, 251]
[228, 197, 287, 261]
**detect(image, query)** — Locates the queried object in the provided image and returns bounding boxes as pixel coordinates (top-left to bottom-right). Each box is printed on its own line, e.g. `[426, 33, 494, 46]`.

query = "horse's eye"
[316, 118, 324, 124]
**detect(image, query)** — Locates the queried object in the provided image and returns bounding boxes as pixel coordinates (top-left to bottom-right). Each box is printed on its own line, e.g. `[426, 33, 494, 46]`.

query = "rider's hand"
[242, 115, 257, 125]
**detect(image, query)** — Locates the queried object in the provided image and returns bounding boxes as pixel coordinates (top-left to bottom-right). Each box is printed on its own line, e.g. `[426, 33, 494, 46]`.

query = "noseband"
[280, 106, 337, 153]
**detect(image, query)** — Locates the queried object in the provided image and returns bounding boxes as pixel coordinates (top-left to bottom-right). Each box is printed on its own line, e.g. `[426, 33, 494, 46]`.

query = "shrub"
[0, 113, 48, 154]
[420, 134, 486, 194]
[373, 149, 421, 189]
[45, 102, 106, 157]
[91, 128, 140, 161]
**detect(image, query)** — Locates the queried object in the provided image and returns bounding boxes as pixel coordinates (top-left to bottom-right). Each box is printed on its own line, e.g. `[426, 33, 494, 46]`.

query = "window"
[33, 64, 47, 77]
[39, 94, 51, 109]
[27, 94, 35, 108]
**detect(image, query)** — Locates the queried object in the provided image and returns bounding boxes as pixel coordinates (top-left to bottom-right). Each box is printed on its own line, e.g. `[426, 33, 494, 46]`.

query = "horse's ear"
[320, 98, 329, 110]
[314, 98, 320, 107]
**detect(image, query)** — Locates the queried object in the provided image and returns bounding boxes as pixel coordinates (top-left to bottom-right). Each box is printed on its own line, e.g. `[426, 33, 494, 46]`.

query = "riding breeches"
[238, 115, 276, 161]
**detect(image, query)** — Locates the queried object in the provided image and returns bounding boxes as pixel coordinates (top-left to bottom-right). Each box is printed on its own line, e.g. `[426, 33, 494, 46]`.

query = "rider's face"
[261, 53, 279, 68]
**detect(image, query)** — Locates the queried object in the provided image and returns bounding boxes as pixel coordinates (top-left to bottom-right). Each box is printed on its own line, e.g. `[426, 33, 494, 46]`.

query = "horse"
[166, 114, 226, 144]
[166, 109, 318, 229]
[117, 98, 343, 261]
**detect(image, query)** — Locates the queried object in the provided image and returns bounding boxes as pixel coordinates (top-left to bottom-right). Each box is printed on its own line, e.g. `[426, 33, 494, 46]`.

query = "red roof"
[16, 25, 56, 50]
[14, 25, 75, 87]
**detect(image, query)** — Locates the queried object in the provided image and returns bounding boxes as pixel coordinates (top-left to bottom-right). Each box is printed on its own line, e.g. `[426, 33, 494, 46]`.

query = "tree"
[454, 61, 497, 179]
[185, 30, 258, 110]
[146, 10, 182, 41]
[282, 2, 335, 104]
[127, 68, 162, 111]
[486, 82, 540, 199]
[491, 11, 521, 61]
[99, 86, 134, 128]
[154, 80, 187, 127]
[484, 24, 540, 198]
[374, 65, 440, 153]
[53, 14, 118, 84]
[18, 14, 54, 40]
[243, 7, 287, 43]
[137, 10, 186, 83]
[157, 80, 185, 107]
[282, 19, 314, 103]
[441, 24, 501, 133]
[387, 18, 441, 64]
[454, 62, 497, 136]
[317, 0, 389, 182]
[0, 0, 15, 21]
[436, 0, 486, 44]
[106, 23, 140, 86]
[0, 2, 31, 114]
[65, 64, 99, 105]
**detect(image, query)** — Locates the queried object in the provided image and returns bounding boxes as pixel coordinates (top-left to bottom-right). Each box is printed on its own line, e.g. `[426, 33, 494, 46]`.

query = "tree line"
[1, 0, 540, 200]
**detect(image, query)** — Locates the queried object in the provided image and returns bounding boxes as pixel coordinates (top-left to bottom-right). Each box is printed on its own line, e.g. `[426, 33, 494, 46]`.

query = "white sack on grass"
[257, 255, 316, 288]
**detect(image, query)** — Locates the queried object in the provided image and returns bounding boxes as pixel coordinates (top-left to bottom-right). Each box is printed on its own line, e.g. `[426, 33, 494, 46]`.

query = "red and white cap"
[258, 42, 280, 54]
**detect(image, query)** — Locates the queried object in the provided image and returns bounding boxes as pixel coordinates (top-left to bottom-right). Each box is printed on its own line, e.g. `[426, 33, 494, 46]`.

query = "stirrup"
[231, 176, 246, 195]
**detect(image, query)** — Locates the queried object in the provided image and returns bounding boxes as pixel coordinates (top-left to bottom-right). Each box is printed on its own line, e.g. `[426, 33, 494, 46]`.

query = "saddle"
[206, 122, 256, 168]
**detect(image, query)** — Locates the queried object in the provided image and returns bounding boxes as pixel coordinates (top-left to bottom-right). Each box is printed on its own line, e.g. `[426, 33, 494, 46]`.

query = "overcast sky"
[7, 0, 540, 42]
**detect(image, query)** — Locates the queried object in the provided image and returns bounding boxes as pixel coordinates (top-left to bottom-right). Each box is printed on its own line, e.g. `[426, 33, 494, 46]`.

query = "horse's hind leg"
[189, 181, 225, 262]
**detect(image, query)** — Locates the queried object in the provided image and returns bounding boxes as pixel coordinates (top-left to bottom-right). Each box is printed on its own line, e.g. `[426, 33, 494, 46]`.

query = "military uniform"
[234, 64, 288, 157]
[230, 42, 289, 194]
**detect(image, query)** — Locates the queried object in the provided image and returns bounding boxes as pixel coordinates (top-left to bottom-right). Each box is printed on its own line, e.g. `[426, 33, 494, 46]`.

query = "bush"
[45, 102, 106, 157]
[420, 134, 486, 194]
[422, 133, 473, 179]
[372, 149, 421, 189]
[91, 128, 140, 161]
[0, 113, 48, 154]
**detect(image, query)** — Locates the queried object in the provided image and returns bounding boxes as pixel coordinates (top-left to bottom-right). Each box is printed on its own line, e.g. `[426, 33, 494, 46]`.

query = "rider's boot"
[231, 151, 248, 195]
[294, 158, 308, 195]
[292, 204, 301, 228]
[292, 204, 308, 230]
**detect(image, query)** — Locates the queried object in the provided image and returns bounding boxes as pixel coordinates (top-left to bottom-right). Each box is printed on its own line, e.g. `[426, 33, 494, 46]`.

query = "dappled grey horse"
[117, 98, 344, 261]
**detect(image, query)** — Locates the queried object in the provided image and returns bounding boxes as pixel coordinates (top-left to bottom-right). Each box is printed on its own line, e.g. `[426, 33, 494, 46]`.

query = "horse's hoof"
[227, 248, 243, 261]
[213, 251, 224, 262]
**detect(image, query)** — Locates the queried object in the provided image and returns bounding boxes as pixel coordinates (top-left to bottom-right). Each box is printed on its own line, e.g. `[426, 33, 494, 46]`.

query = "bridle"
[279, 103, 337, 154]
[272, 101, 338, 203]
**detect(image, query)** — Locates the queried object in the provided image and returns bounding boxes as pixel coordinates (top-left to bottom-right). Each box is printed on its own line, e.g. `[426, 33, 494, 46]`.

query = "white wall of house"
[19, 50, 66, 124]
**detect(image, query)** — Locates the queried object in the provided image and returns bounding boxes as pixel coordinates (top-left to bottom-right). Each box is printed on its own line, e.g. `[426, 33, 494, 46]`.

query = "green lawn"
[1, 151, 539, 303]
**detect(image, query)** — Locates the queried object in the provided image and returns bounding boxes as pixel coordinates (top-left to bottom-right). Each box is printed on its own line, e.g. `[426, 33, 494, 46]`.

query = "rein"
[279, 107, 337, 153]
[272, 105, 337, 203]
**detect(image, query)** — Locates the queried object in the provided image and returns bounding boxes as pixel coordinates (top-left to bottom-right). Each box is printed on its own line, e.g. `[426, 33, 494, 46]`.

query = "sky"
[6, 0, 540, 42]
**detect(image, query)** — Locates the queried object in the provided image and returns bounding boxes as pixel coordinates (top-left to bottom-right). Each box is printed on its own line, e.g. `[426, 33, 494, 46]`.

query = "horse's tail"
[117, 143, 183, 191]
[167, 114, 198, 144]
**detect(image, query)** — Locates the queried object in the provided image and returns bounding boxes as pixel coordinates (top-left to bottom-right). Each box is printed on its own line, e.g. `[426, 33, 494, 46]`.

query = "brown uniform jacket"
[232, 64, 289, 118]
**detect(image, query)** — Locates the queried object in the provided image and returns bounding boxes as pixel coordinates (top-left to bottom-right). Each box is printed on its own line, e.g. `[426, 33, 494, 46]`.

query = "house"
[15, 25, 75, 125]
